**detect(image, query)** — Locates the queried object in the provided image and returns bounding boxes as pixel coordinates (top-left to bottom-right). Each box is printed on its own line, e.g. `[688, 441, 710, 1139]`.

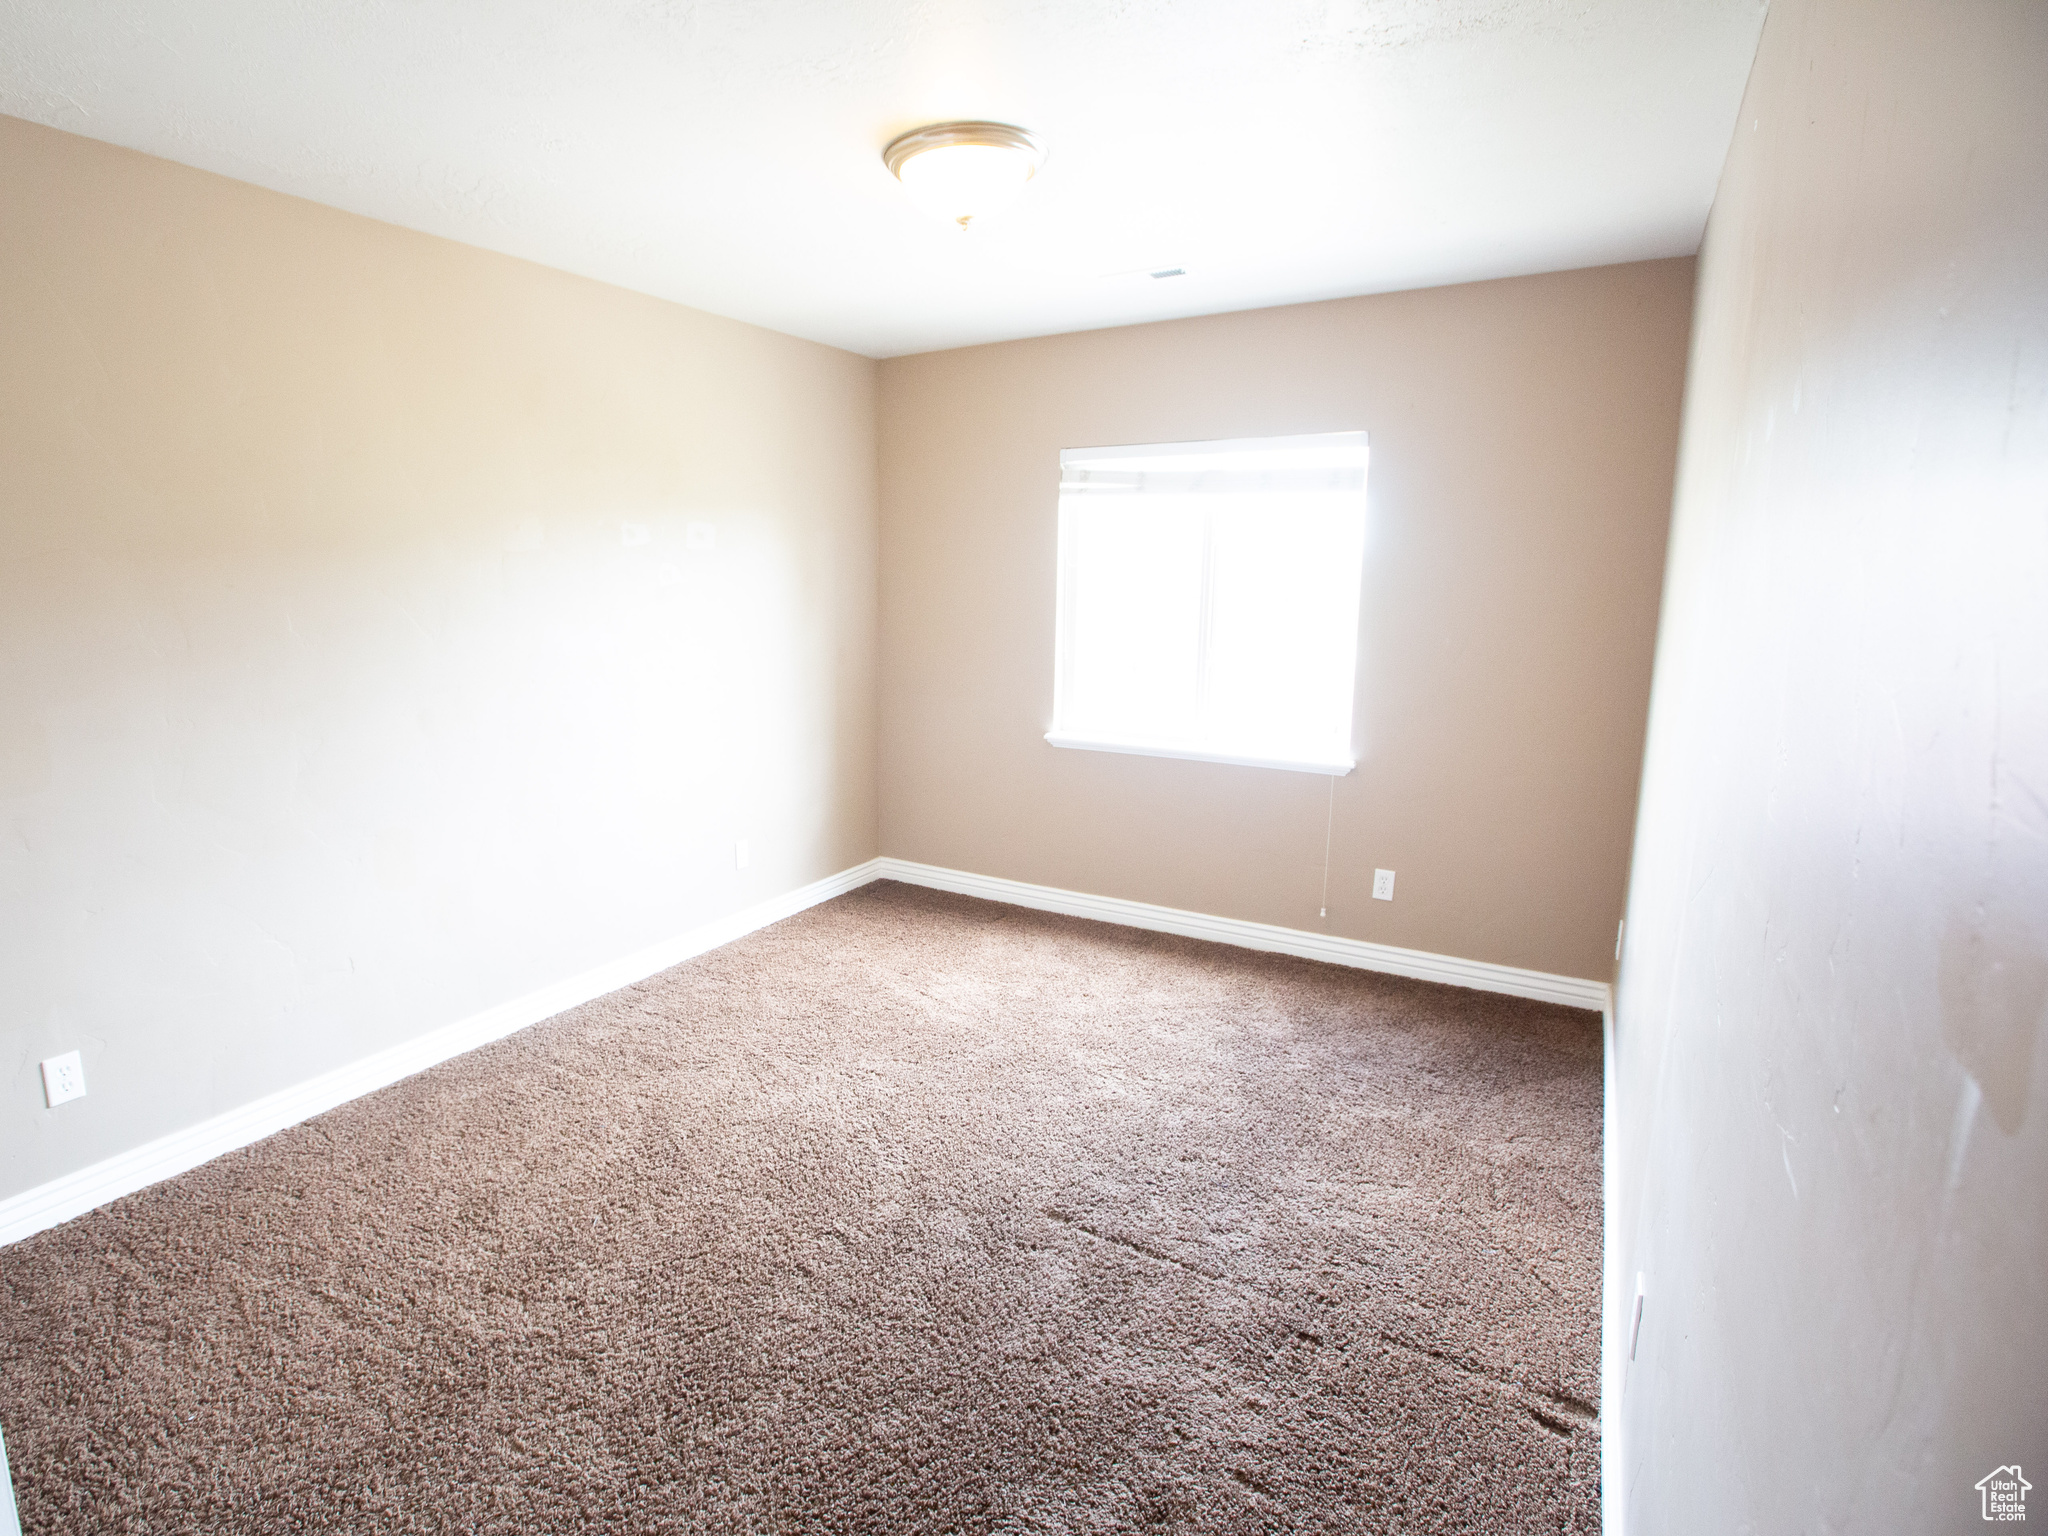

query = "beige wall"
[1612, 0, 2048, 1526]
[876, 261, 1693, 982]
[0, 118, 878, 1201]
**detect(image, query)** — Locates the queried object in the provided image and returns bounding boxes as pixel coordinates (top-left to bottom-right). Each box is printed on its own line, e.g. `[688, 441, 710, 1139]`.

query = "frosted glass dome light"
[883, 122, 1046, 231]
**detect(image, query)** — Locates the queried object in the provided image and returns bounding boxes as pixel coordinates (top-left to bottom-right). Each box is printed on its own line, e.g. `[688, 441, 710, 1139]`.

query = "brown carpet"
[0, 882, 1603, 1533]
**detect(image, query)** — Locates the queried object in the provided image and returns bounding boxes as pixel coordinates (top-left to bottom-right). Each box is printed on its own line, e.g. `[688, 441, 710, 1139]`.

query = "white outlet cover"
[684, 522, 718, 552]
[40, 1050, 86, 1107]
[1372, 868, 1396, 901]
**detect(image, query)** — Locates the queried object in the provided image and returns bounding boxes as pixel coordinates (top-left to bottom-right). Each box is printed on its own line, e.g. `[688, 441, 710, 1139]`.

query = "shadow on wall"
[1940, 910, 2045, 1136]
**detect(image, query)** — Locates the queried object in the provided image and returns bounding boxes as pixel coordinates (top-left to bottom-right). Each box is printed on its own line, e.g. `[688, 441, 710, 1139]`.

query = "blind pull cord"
[1319, 773, 1336, 921]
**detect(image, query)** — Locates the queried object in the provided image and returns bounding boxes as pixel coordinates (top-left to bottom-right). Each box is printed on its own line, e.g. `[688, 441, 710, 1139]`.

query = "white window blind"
[1047, 431, 1369, 775]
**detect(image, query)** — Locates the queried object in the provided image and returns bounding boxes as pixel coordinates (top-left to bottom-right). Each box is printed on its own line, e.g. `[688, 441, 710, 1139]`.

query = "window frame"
[1045, 432, 1367, 778]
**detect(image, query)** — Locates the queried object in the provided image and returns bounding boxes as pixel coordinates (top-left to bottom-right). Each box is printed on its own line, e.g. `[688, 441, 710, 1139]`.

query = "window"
[1047, 432, 1368, 775]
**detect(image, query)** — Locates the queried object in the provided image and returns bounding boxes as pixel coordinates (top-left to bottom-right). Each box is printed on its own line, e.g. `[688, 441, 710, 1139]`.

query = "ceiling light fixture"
[882, 121, 1046, 231]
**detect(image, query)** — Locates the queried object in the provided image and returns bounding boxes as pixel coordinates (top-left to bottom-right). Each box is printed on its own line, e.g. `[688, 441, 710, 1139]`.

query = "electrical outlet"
[1372, 868, 1396, 901]
[40, 1051, 86, 1108]
[735, 840, 750, 870]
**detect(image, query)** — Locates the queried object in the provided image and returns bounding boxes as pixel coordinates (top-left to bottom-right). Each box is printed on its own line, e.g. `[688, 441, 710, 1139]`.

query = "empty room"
[1, 0, 2042, 1531]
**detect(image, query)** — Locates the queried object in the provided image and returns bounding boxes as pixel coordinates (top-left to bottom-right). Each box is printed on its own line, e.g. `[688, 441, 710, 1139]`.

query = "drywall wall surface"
[1610, 0, 2048, 1528]
[876, 261, 1693, 981]
[0, 117, 878, 1200]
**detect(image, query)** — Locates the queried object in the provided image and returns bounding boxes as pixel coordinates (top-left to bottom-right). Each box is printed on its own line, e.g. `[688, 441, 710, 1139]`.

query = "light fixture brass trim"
[881, 121, 1046, 180]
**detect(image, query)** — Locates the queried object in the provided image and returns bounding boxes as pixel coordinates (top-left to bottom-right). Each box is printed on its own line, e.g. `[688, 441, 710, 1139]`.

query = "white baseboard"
[0, 859, 885, 1250]
[3, 854, 1607, 1252]
[0, 1422, 18, 1536]
[873, 857, 1611, 1013]
[1600, 991, 1622, 1533]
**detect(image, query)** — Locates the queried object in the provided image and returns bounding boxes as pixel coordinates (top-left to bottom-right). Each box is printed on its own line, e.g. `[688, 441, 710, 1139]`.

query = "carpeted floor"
[0, 882, 1604, 1533]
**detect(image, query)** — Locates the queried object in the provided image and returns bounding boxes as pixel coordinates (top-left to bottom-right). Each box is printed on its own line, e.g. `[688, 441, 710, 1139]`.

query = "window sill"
[1043, 731, 1355, 777]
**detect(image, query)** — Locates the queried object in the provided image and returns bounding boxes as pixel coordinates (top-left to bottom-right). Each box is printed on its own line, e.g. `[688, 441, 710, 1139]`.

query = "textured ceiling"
[0, 0, 1767, 357]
